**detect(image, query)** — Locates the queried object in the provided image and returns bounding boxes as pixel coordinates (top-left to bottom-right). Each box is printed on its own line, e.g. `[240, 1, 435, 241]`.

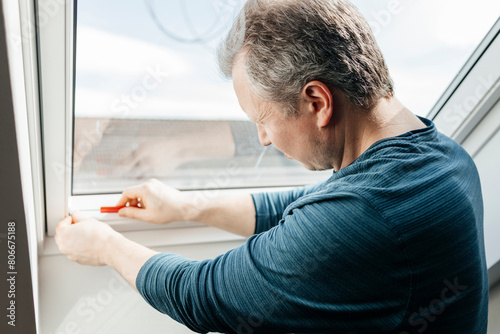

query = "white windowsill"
[43, 224, 246, 256]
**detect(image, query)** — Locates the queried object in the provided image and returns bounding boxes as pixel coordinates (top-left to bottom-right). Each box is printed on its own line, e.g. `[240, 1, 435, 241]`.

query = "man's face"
[232, 60, 327, 171]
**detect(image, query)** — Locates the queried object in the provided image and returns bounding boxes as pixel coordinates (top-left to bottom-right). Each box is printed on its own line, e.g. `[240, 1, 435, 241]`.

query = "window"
[39, 0, 500, 237]
[73, 0, 329, 195]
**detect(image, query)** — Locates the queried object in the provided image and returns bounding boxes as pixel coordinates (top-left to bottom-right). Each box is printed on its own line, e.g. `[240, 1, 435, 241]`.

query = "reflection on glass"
[73, 118, 326, 194]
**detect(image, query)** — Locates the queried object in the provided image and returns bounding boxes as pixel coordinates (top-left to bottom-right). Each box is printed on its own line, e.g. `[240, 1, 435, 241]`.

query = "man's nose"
[257, 124, 271, 146]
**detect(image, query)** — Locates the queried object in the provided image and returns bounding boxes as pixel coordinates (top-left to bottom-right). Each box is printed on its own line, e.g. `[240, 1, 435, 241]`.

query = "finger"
[116, 184, 145, 206]
[118, 207, 146, 220]
[116, 194, 137, 207]
[128, 198, 140, 208]
[55, 216, 73, 231]
[71, 211, 88, 224]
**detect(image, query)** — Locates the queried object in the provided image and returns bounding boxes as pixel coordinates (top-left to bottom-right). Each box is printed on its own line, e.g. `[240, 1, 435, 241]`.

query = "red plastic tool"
[100, 204, 139, 213]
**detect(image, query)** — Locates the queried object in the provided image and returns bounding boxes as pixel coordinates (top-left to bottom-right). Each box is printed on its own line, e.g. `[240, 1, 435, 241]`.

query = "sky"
[74, 0, 500, 120]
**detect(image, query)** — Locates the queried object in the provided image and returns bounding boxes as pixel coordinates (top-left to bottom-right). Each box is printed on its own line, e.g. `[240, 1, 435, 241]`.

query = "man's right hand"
[116, 179, 188, 224]
[117, 178, 257, 237]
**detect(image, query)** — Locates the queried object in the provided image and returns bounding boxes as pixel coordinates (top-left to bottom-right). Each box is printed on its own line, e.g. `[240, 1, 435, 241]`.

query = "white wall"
[39, 240, 244, 334]
[488, 281, 500, 333]
[462, 98, 500, 270]
[471, 126, 500, 269]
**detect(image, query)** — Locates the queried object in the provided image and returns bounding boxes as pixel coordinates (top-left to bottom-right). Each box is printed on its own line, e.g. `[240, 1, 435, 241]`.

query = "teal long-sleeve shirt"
[136, 118, 488, 333]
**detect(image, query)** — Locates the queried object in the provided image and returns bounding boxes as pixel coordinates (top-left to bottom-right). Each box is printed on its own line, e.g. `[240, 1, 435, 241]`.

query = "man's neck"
[334, 97, 426, 171]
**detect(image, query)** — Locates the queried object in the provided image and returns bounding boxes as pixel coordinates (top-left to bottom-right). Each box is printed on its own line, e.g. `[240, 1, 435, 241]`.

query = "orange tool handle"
[100, 204, 139, 213]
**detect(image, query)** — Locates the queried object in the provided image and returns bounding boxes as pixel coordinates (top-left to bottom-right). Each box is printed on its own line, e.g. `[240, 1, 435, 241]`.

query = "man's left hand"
[55, 212, 119, 266]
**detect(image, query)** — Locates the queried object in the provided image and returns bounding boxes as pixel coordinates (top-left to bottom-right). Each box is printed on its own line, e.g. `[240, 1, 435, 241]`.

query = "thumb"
[71, 211, 88, 224]
[118, 207, 146, 220]
[56, 216, 73, 230]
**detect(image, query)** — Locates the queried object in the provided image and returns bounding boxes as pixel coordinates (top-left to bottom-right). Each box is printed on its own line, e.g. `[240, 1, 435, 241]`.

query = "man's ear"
[302, 81, 333, 128]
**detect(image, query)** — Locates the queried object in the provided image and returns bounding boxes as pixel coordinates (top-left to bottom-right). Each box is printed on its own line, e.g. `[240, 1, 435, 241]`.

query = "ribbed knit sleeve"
[251, 180, 328, 234]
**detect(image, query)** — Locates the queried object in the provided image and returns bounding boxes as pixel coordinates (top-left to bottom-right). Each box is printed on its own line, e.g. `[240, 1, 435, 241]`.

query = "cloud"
[419, 0, 500, 48]
[74, 26, 248, 120]
[76, 26, 194, 77]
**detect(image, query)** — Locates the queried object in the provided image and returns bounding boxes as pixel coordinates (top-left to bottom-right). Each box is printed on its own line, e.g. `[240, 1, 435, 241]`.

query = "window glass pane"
[73, 0, 330, 195]
[73, 0, 499, 195]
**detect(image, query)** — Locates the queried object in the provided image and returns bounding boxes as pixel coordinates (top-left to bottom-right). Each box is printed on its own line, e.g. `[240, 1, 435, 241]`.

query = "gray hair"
[217, 0, 394, 117]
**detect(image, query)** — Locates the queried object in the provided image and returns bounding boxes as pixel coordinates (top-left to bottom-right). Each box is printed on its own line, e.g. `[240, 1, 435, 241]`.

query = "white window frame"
[430, 18, 500, 144]
[37, 0, 297, 246]
[38, 0, 73, 237]
[3, 0, 45, 329]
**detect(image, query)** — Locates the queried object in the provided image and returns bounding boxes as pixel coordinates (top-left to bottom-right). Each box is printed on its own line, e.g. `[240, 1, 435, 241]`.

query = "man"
[55, 0, 488, 333]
